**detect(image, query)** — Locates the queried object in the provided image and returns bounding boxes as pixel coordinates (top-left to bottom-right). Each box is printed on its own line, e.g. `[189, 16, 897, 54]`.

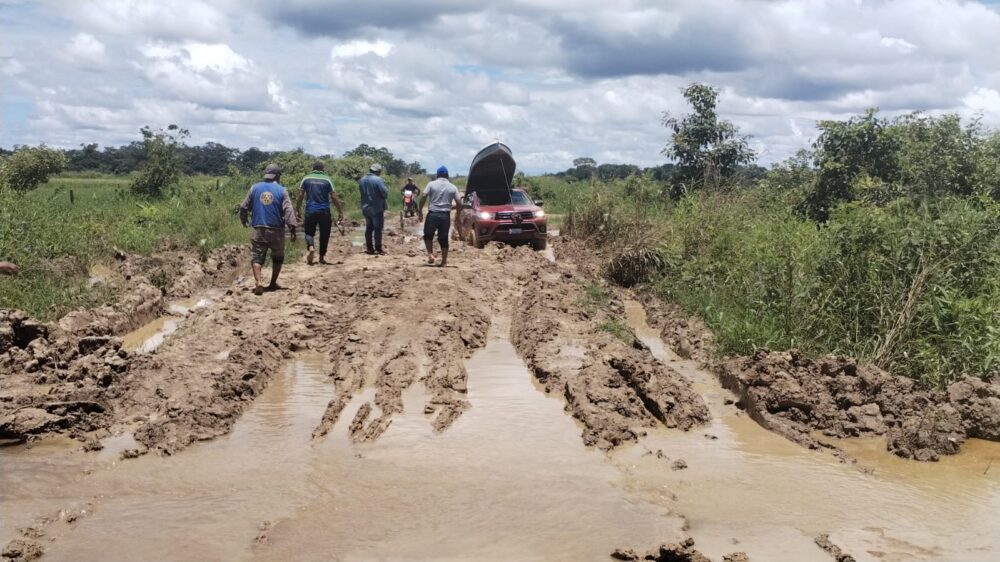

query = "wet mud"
[4, 221, 1000, 559]
[512, 268, 710, 449]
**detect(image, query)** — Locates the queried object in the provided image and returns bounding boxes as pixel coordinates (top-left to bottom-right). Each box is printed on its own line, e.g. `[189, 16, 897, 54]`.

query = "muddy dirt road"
[2, 221, 1000, 561]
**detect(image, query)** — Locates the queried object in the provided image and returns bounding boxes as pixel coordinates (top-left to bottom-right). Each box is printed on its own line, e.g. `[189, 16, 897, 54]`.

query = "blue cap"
[436, 165, 448, 176]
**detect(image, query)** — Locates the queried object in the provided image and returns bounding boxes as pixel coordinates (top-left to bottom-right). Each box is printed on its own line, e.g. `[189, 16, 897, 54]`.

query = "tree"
[573, 157, 596, 168]
[237, 147, 273, 174]
[343, 144, 407, 176]
[183, 142, 239, 175]
[662, 83, 755, 198]
[130, 125, 189, 197]
[0, 145, 67, 192]
[802, 109, 902, 221]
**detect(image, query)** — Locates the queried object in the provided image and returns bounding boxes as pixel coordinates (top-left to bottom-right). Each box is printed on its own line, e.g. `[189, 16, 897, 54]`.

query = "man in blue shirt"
[358, 163, 389, 255]
[239, 164, 298, 295]
[295, 161, 344, 266]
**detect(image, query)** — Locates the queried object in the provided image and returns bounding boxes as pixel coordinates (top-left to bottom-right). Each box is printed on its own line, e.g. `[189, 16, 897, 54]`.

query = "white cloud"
[65, 33, 108, 68]
[136, 42, 278, 111]
[3, 0, 1000, 171]
[331, 40, 393, 59]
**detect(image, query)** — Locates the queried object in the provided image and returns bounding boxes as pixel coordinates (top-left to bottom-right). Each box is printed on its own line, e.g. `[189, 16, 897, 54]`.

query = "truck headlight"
[478, 211, 493, 220]
[533, 210, 545, 218]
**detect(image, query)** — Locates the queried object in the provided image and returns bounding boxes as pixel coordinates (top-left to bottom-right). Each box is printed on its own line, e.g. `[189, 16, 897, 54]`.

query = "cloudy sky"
[2, 0, 1000, 173]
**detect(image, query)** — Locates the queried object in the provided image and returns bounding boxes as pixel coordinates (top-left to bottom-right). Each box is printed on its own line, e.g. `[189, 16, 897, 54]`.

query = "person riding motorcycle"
[401, 177, 419, 217]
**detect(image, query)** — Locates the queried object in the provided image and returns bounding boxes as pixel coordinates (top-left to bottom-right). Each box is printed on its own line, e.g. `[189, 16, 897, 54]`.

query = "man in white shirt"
[418, 165, 462, 267]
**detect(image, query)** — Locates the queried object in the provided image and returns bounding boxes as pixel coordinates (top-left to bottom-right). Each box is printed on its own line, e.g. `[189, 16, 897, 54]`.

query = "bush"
[0, 145, 67, 192]
[130, 125, 187, 197]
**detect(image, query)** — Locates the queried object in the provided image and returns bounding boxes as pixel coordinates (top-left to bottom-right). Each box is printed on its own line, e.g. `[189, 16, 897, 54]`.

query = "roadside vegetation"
[565, 84, 1000, 386]
[0, 129, 430, 319]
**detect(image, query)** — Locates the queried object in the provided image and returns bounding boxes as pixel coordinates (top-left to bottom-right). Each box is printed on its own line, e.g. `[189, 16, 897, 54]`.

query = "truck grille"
[495, 211, 535, 221]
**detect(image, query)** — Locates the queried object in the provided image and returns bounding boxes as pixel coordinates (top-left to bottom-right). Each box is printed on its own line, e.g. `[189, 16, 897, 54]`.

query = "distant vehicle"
[456, 142, 548, 250]
[402, 188, 418, 217]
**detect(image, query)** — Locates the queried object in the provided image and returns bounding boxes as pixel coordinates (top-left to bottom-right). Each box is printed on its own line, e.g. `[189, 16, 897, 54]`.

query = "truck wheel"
[532, 238, 547, 251]
[472, 230, 486, 249]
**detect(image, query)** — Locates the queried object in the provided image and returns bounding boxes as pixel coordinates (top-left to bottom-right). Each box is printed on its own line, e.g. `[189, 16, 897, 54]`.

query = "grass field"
[0, 175, 255, 318]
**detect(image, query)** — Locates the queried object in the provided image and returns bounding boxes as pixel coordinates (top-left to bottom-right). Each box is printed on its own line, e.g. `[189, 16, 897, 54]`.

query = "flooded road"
[2, 323, 683, 560]
[619, 300, 1000, 562]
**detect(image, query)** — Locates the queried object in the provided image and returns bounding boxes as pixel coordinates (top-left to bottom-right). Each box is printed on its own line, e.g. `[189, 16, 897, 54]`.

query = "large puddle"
[2, 323, 684, 560]
[619, 300, 1000, 562]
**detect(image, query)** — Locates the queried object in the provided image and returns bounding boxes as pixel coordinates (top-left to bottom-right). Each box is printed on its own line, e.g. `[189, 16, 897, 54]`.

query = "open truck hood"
[466, 142, 516, 206]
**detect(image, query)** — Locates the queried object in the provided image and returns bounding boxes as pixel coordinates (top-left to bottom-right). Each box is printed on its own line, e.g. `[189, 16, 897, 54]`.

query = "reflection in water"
[621, 300, 1000, 562]
[2, 331, 683, 560]
[121, 294, 216, 354]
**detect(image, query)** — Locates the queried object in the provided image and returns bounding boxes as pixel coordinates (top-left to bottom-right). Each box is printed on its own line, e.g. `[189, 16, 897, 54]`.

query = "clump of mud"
[58, 246, 246, 336]
[635, 288, 715, 366]
[719, 349, 1000, 461]
[311, 266, 492, 442]
[612, 538, 746, 562]
[1, 538, 43, 562]
[814, 534, 856, 562]
[512, 269, 709, 449]
[1, 245, 253, 450]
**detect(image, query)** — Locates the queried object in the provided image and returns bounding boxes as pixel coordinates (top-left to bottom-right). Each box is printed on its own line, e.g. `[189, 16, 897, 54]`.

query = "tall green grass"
[0, 176, 253, 319]
[568, 177, 1000, 386]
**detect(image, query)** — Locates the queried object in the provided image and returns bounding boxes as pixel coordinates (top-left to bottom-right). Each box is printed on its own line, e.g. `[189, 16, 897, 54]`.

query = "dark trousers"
[364, 212, 384, 252]
[423, 211, 451, 248]
[304, 210, 332, 257]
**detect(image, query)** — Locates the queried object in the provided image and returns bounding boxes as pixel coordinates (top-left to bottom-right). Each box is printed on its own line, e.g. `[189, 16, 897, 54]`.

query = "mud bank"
[512, 265, 710, 449]
[558, 235, 1000, 461]
[0, 246, 248, 448]
[613, 538, 747, 562]
[718, 349, 1000, 461]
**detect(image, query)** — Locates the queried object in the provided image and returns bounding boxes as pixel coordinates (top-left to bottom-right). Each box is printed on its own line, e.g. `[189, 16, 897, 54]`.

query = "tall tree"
[662, 83, 755, 198]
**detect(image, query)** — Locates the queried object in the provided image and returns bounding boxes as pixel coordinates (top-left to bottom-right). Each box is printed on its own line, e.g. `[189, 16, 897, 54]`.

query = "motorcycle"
[403, 189, 418, 217]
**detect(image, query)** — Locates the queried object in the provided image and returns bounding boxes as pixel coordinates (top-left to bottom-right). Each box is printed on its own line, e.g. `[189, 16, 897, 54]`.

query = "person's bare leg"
[439, 246, 449, 267]
[268, 261, 283, 289]
[424, 238, 434, 264]
[252, 263, 264, 295]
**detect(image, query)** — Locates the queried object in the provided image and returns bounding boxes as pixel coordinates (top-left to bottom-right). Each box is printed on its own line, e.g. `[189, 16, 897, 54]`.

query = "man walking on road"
[296, 161, 344, 266]
[359, 163, 389, 255]
[419, 166, 462, 267]
[239, 164, 298, 295]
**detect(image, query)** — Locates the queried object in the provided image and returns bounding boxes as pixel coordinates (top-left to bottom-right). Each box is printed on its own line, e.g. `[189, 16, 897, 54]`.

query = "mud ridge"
[0, 245, 261, 451]
[311, 264, 492, 442]
[558, 235, 1000, 461]
[612, 537, 747, 562]
[512, 268, 709, 450]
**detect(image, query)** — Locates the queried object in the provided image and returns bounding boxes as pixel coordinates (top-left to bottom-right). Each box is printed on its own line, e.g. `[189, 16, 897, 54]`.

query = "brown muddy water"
[121, 294, 218, 354]
[620, 301, 1000, 562]
[1, 323, 685, 560]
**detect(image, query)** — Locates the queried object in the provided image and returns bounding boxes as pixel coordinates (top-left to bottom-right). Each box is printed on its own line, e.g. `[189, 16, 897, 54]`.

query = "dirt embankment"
[560, 235, 1000, 461]
[719, 349, 1000, 461]
[0, 246, 249, 450]
[512, 266, 710, 450]
[612, 538, 748, 562]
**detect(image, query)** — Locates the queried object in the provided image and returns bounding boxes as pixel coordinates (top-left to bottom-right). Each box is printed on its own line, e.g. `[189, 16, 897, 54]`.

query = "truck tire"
[472, 230, 486, 249]
[532, 238, 547, 251]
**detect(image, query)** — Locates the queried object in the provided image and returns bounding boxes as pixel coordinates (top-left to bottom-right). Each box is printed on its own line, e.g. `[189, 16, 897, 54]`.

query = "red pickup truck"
[455, 142, 548, 250]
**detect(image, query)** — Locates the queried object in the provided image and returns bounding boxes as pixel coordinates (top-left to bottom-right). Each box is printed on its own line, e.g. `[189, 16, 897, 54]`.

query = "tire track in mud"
[511, 267, 710, 450]
[3, 227, 715, 458]
[309, 266, 493, 442]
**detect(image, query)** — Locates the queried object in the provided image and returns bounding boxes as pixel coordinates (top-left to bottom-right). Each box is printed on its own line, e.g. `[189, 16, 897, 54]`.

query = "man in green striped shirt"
[295, 161, 344, 265]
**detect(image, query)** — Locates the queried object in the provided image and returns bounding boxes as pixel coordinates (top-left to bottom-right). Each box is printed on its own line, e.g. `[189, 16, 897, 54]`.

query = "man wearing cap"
[359, 163, 389, 255]
[418, 166, 462, 267]
[296, 161, 344, 265]
[239, 164, 298, 295]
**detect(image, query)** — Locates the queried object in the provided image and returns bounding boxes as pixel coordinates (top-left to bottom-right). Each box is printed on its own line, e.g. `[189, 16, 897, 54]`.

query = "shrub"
[0, 145, 67, 192]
